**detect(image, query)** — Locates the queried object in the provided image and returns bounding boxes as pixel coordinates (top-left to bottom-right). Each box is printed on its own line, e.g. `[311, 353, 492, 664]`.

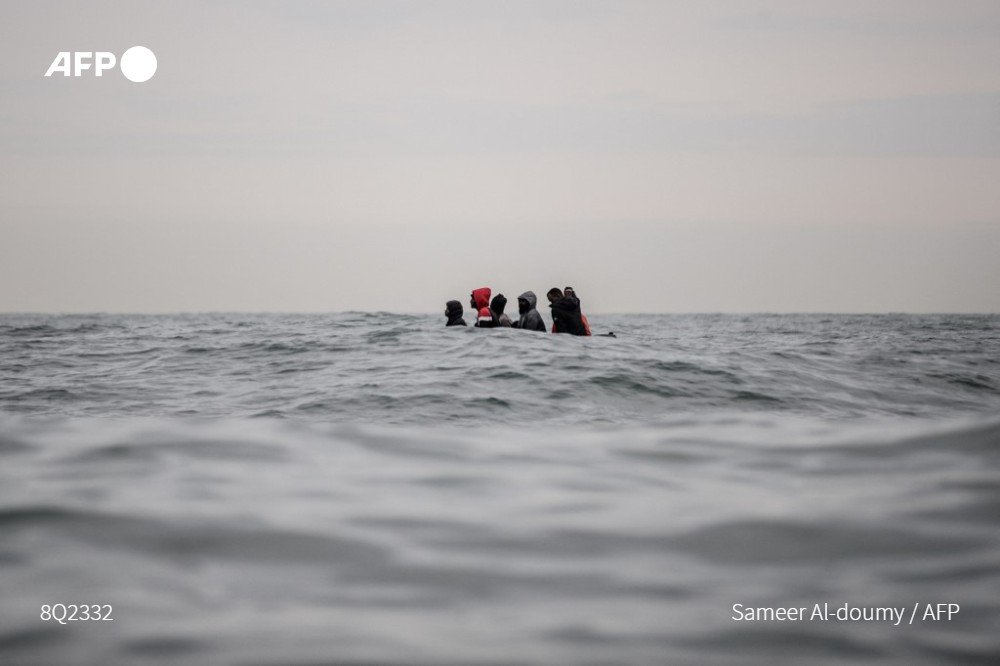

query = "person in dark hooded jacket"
[490, 293, 513, 327]
[445, 300, 467, 326]
[470, 287, 498, 328]
[564, 286, 592, 336]
[547, 288, 587, 335]
[512, 291, 546, 331]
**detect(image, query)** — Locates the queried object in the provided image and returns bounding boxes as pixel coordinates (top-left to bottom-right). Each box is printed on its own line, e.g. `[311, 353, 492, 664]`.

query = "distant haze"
[2, 0, 998, 313]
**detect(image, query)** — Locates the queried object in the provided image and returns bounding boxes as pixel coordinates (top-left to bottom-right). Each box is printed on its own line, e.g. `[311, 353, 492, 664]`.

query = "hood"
[445, 300, 463, 317]
[517, 291, 538, 310]
[490, 293, 507, 315]
[471, 287, 491, 310]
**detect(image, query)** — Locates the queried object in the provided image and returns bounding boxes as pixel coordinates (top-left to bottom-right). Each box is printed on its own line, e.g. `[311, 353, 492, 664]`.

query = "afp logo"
[44, 46, 157, 83]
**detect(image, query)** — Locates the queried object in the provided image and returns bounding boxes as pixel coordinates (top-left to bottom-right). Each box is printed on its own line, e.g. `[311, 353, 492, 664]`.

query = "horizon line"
[2, 310, 998, 317]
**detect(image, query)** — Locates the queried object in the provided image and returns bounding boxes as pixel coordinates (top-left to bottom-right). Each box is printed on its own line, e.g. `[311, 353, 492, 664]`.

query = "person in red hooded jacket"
[470, 287, 498, 328]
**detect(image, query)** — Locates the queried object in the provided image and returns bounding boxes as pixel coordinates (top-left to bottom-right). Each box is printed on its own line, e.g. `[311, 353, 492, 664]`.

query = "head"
[517, 291, 537, 315]
[564, 286, 576, 299]
[445, 300, 463, 318]
[546, 288, 563, 304]
[490, 293, 507, 315]
[470, 287, 491, 310]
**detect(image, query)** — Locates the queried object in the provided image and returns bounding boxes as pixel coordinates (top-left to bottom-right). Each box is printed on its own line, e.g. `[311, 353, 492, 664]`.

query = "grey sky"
[1, 0, 998, 312]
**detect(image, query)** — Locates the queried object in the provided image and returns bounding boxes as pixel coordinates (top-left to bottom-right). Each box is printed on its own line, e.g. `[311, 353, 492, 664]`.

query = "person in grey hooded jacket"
[512, 291, 546, 332]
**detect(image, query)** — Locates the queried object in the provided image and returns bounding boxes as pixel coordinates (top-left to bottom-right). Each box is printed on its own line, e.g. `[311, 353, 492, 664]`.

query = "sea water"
[1, 313, 998, 664]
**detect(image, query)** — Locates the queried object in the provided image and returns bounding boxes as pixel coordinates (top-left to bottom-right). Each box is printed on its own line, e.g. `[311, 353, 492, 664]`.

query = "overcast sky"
[1, 0, 998, 313]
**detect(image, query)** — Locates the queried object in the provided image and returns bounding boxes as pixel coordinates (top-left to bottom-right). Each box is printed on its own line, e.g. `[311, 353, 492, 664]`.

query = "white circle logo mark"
[120, 46, 157, 83]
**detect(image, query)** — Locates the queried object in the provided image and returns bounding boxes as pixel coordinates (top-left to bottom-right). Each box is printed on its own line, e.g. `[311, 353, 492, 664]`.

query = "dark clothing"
[445, 300, 467, 327]
[565, 289, 592, 335]
[550, 296, 587, 335]
[490, 293, 513, 327]
[471, 287, 497, 328]
[513, 291, 546, 332]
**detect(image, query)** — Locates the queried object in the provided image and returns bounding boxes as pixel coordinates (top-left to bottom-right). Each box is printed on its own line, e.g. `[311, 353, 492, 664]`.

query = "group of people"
[445, 286, 592, 336]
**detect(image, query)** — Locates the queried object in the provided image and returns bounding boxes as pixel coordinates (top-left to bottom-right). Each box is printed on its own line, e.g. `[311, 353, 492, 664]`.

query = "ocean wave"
[3, 312, 995, 423]
[2, 313, 1000, 663]
[0, 414, 997, 663]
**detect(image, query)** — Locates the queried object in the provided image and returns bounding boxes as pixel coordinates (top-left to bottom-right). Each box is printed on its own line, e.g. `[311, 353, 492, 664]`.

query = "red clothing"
[471, 287, 495, 327]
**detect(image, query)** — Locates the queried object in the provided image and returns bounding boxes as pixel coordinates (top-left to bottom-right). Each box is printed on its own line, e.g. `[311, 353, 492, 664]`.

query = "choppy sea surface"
[1, 312, 999, 665]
